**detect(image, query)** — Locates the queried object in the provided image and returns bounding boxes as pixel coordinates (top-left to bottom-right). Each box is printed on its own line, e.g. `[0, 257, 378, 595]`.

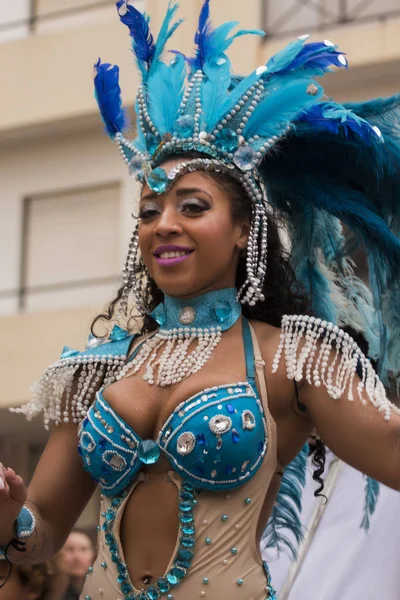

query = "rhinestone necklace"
[124, 288, 242, 387]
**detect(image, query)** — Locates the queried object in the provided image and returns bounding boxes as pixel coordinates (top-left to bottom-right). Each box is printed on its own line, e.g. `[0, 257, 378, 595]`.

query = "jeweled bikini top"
[78, 317, 268, 496]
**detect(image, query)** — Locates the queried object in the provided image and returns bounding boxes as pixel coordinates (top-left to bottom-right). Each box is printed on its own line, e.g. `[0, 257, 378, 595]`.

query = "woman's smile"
[153, 244, 195, 267]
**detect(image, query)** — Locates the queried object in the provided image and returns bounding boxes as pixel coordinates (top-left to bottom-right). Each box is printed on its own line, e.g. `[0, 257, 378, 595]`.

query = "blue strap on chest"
[242, 318, 256, 383]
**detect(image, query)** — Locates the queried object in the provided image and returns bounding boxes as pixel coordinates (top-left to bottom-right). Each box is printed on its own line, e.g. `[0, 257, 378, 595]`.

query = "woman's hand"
[0, 463, 27, 546]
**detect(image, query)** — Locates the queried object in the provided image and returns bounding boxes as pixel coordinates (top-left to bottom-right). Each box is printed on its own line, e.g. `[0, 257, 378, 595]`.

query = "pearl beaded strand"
[272, 314, 399, 421]
[122, 325, 223, 387]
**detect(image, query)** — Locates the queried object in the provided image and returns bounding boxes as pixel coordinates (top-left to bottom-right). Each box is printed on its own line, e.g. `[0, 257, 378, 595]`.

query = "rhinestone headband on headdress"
[94, 0, 400, 386]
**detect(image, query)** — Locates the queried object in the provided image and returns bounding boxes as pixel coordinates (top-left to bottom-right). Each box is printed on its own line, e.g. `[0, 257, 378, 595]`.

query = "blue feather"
[266, 36, 309, 74]
[148, 54, 186, 133]
[361, 477, 380, 531]
[261, 124, 400, 385]
[193, 0, 212, 70]
[297, 259, 338, 323]
[267, 37, 347, 76]
[263, 444, 308, 558]
[116, 1, 155, 76]
[288, 41, 348, 72]
[299, 102, 383, 143]
[243, 78, 323, 139]
[188, 0, 264, 75]
[152, 2, 183, 66]
[290, 206, 339, 322]
[382, 284, 400, 387]
[93, 59, 129, 138]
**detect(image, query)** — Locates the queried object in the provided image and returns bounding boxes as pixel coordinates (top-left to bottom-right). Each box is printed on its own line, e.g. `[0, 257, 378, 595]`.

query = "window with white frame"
[34, 0, 145, 35]
[263, 0, 400, 37]
[0, 0, 31, 42]
[35, 0, 101, 16]
[22, 183, 121, 312]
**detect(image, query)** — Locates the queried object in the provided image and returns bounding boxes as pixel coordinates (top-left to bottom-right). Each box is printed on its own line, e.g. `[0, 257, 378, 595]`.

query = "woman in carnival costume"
[1, 2, 400, 599]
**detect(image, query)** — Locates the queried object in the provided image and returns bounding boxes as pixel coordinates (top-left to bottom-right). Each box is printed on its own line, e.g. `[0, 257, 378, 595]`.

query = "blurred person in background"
[57, 530, 96, 600]
[1, 2, 400, 600]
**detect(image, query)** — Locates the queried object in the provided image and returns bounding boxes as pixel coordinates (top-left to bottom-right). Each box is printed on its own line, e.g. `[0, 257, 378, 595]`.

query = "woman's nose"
[153, 209, 182, 236]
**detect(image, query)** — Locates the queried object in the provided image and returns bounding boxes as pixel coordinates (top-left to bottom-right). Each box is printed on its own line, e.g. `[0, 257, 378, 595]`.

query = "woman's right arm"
[0, 421, 96, 564]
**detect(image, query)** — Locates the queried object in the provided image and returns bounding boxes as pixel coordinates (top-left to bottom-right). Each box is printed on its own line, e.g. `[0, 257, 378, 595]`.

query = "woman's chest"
[102, 337, 248, 439]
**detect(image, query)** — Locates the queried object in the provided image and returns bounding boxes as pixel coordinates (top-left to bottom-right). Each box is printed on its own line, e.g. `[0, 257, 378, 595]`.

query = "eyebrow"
[141, 186, 212, 202]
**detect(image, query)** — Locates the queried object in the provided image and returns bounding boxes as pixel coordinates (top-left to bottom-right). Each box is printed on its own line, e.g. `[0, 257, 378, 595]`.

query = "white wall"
[0, 125, 139, 315]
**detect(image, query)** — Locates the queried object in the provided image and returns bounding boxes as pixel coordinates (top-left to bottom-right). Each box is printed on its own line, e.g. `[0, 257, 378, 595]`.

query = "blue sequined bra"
[78, 319, 268, 496]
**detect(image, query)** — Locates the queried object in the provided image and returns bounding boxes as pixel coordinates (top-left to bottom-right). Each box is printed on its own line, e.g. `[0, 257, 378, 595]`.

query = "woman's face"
[138, 159, 249, 299]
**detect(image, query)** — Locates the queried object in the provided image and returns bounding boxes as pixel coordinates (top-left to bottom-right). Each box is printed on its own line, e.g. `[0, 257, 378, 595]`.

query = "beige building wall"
[1, 0, 399, 528]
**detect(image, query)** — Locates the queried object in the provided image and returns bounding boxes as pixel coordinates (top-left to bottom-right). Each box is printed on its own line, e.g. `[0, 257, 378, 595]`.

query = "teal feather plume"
[243, 78, 323, 139]
[361, 476, 380, 531]
[134, 98, 147, 152]
[152, 2, 183, 67]
[147, 53, 186, 133]
[266, 36, 309, 74]
[267, 37, 347, 76]
[201, 53, 232, 131]
[263, 444, 308, 559]
[187, 0, 264, 76]
[261, 123, 400, 385]
[144, 3, 185, 134]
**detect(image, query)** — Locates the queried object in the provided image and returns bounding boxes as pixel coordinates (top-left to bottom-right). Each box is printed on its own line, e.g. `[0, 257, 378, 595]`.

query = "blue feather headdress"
[94, 0, 399, 385]
[93, 0, 400, 556]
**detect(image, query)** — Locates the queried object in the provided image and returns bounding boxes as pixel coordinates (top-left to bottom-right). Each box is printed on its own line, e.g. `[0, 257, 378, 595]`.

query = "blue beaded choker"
[122, 289, 242, 386]
[150, 287, 242, 332]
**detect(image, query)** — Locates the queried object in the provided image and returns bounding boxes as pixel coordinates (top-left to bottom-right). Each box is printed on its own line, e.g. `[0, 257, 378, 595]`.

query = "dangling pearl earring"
[118, 220, 150, 317]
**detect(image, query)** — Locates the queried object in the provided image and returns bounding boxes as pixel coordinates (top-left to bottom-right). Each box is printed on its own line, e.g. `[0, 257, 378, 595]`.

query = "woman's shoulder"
[248, 318, 282, 353]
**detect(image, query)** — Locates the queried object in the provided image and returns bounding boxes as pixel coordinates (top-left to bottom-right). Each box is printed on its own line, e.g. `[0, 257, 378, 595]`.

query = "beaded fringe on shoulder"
[272, 315, 398, 421]
[10, 328, 135, 429]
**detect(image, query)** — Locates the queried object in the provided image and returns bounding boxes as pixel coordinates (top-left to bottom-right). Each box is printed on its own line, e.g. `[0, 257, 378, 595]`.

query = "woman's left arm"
[298, 378, 400, 490]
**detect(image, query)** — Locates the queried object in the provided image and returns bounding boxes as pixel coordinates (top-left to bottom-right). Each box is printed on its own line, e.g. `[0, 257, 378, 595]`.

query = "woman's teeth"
[158, 251, 191, 259]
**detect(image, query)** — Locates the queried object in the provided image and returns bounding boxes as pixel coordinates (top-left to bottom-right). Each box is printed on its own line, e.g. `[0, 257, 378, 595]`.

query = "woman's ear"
[236, 220, 250, 251]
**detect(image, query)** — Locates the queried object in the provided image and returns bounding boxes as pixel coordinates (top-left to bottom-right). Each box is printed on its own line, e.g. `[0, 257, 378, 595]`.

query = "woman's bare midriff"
[119, 458, 279, 590]
[120, 463, 180, 589]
